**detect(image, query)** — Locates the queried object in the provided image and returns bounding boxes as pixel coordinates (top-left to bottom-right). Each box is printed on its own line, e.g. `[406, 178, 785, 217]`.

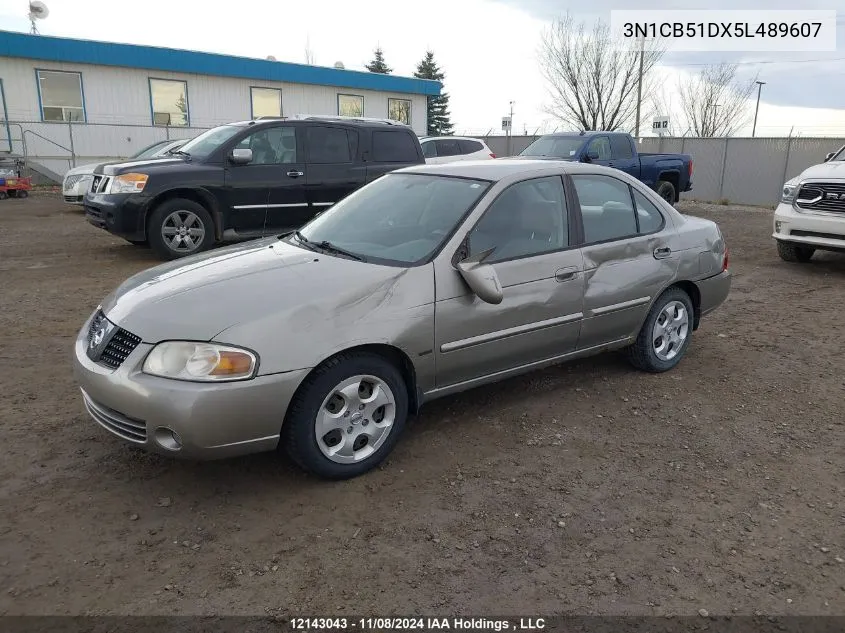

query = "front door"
[434, 175, 585, 388]
[224, 125, 307, 235]
[569, 173, 678, 349]
[300, 124, 364, 223]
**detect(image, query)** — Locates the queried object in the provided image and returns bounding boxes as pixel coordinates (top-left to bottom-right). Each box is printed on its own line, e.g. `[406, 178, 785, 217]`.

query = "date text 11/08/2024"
[289, 617, 547, 631]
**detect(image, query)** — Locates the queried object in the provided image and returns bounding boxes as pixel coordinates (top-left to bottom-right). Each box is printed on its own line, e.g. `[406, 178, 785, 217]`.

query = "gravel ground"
[0, 197, 843, 617]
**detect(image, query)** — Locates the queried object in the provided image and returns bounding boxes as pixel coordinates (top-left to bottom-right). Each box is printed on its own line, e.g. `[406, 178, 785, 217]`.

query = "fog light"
[775, 221, 782, 233]
[154, 427, 183, 451]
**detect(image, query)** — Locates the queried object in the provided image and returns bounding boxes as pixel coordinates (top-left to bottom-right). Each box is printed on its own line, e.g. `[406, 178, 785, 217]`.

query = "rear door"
[569, 173, 677, 349]
[301, 124, 363, 219]
[608, 135, 639, 177]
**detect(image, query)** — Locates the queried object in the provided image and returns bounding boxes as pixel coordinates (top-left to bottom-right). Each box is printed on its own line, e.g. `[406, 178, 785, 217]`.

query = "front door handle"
[555, 267, 579, 282]
[287, 170, 304, 178]
[653, 246, 672, 259]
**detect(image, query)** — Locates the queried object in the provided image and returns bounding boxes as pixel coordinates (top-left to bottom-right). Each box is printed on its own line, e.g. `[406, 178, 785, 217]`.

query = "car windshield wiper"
[291, 230, 319, 251]
[170, 150, 192, 160]
[315, 240, 366, 262]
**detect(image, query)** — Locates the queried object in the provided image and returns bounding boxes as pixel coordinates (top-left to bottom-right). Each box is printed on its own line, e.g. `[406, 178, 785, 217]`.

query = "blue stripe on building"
[0, 30, 441, 96]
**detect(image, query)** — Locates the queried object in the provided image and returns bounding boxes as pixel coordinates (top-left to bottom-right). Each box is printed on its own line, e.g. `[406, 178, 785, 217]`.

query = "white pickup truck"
[773, 144, 845, 263]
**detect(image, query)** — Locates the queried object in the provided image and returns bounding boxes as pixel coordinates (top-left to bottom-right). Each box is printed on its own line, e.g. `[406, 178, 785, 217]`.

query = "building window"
[251, 87, 282, 119]
[37, 70, 85, 122]
[149, 78, 189, 126]
[387, 98, 411, 125]
[338, 94, 363, 117]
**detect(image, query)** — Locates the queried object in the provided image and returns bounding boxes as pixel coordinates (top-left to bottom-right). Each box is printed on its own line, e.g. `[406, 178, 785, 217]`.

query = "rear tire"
[0, 191, 8, 200]
[281, 352, 409, 480]
[16, 190, 27, 198]
[776, 241, 814, 263]
[656, 181, 676, 205]
[148, 198, 214, 260]
[627, 287, 694, 373]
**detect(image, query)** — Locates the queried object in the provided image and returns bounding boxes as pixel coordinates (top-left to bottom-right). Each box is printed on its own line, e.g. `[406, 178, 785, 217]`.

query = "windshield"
[831, 145, 845, 161]
[131, 141, 171, 160]
[295, 173, 491, 265]
[520, 136, 585, 159]
[177, 125, 244, 159]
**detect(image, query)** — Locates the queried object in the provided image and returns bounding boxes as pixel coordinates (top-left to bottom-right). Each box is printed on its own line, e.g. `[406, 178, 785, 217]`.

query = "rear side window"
[306, 126, 355, 163]
[609, 135, 633, 159]
[571, 174, 638, 243]
[458, 139, 484, 154]
[434, 138, 461, 157]
[371, 131, 419, 162]
[633, 189, 665, 233]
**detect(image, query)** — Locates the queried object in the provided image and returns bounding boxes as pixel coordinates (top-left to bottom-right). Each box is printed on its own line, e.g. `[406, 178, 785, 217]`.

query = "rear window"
[372, 131, 419, 162]
[458, 139, 484, 154]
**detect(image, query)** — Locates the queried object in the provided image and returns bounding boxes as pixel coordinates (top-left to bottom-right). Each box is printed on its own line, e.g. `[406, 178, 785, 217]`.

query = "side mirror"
[456, 246, 503, 305]
[825, 152, 835, 162]
[230, 148, 253, 165]
[583, 150, 600, 162]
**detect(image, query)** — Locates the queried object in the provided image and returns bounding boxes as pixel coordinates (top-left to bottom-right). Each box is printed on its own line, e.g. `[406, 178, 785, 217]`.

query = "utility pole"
[752, 80, 766, 138]
[507, 100, 514, 157]
[634, 35, 645, 139]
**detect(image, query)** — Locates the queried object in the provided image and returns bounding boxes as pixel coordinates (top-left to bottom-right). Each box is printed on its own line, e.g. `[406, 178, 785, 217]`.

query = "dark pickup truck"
[519, 131, 693, 205]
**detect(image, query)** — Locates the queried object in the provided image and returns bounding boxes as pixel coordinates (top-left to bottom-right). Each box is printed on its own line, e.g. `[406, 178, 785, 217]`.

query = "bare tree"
[678, 63, 758, 137]
[304, 36, 315, 65]
[539, 14, 665, 132]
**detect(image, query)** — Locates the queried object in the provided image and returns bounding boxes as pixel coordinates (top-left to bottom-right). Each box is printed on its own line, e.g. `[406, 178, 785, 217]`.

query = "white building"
[0, 30, 440, 179]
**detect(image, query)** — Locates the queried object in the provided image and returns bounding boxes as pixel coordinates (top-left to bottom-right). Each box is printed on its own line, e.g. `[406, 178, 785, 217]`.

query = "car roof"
[421, 136, 485, 141]
[226, 117, 412, 129]
[396, 158, 609, 181]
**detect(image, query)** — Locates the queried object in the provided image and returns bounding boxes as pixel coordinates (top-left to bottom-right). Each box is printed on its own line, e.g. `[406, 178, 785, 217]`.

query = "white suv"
[420, 136, 496, 164]
[773, 144, 845, 263]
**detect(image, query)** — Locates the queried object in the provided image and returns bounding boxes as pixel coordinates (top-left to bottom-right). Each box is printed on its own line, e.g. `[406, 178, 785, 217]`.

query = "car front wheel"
[627, 287, 694, 373]
[148, 198, 214, 260]
[281, 352, 409, 479]
[776, 241, 814, 263]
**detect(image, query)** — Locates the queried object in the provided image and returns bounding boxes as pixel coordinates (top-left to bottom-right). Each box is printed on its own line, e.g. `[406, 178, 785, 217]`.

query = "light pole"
[507, 100, 514, 157]
[634, 35, 645, 140]
[752, 80, 766, 138]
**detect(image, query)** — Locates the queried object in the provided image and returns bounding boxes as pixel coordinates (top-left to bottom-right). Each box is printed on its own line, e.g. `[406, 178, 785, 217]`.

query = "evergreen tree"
[414, 51, 454, 136]
[365, 47, 392, 74]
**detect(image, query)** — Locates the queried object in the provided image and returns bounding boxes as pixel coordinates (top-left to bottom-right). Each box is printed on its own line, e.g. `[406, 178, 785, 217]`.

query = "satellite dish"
[333, 61, 345, 69]
[28, 0, 48, 33]
[266, 55, 277, 61]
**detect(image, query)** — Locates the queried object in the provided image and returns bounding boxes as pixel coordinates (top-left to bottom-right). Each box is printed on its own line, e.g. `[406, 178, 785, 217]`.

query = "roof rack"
[291, 114, 408, 126]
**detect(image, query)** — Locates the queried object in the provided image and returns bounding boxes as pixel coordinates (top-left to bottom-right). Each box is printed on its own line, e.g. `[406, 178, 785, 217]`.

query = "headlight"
[781, 180, 799, 203]
[107, 173, 149, 194]
[143, 341, 258, 382]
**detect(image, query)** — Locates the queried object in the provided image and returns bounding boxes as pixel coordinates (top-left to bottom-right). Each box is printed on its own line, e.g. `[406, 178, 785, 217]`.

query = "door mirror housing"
[583, 150, 599, 162]
[825, 151, 835, 162]
[456, 246, 503, 305]
[230, 148, 253, 165]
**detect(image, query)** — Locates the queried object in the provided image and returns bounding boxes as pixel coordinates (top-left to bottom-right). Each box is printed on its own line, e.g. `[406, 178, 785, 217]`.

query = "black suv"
[83, 116, 425, 259]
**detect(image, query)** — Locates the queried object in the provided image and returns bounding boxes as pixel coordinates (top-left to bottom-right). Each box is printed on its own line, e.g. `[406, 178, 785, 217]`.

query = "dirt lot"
[0, 195, 843, 617]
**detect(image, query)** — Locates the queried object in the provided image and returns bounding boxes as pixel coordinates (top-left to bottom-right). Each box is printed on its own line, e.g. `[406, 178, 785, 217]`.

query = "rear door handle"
[287, 170, 304, 178]
[555, 267, 579, 282]
[653, 246, 672, 259]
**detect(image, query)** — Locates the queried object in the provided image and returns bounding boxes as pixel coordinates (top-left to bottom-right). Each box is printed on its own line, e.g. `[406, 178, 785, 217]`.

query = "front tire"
[627, 287, 694, 373]
[148, 198, 214, 260]
[656, 181, 676, 205]
[281, 352, 409, 479]
[777, 241, 814, 263]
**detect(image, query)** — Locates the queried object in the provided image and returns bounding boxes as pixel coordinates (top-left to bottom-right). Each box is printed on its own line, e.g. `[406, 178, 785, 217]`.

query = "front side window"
[297, 173, 490, 265]
[470, 176, 569, 263]
[338, 94, 364, 117]
[372, 131, 418, 162]
[251, 87, 282, 118]
[150, 78, 189, 126]
[388, 98, 411, 125]
[585, 136, 611, 161]
[235, 126, 297, 164]
[37, 70, 84, 122]
[572, 174, 638, 243]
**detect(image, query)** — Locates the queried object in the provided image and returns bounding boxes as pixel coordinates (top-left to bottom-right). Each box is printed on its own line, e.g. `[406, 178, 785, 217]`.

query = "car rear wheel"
[281, 352, 409, 479]
[148, 198, 214, 260]
[776, 241, 815, 263]
[125, 239, 148, 247]
[656, 181, 676, 205]
[627, 287, 694, 373]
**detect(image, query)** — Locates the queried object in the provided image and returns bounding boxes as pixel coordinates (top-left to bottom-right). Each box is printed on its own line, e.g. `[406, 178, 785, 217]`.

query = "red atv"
[0, 160, 32, 199]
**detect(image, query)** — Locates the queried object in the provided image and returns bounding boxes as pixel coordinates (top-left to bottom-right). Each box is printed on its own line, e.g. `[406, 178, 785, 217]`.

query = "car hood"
[97, 157, 187, 176]
[796, 161, 845, 181]
[515, 155, 576, 162]
[64, 163, 101, 178]
[99, 238, 410, 343]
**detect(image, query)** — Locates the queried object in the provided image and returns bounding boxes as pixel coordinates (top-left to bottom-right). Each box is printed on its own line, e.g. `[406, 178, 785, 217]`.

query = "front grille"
[87, 310, 143, 370]
[64, 175, 83, 189]
[796, 182, 845, 213]
[90, 175, 111, 194]
[81, 389, 147, 443]
[64, 195, 83, 203]
[790, 230, 845, 242]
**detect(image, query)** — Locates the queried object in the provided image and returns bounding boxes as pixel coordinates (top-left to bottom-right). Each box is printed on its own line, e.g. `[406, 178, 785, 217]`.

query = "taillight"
[688, 160, 694, 178]
[722, 246, 729, 272]
[490, 153, 497, 158]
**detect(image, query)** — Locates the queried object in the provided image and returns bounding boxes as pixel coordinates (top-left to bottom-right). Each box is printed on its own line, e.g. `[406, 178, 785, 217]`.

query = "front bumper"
[773, 203, 845, 251]
[62, 176, 92, 204]
[83, 192, 150, 242]
[698, 269, 731, 319]
[72, 311, 310, 460]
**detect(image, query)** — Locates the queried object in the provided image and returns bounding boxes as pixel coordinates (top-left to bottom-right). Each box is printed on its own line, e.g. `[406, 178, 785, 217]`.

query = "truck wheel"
[0, 191, 8, 200]
[148, 199, 215, 260]
[656, 181, 676, 205]
[777, 241, 814, 263]
[15, 190, 28, 199]
[627, 287, 694, 373]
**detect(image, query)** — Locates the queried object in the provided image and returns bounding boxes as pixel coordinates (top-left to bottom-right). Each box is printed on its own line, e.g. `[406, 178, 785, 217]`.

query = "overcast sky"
[3, 0, 844, 136]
